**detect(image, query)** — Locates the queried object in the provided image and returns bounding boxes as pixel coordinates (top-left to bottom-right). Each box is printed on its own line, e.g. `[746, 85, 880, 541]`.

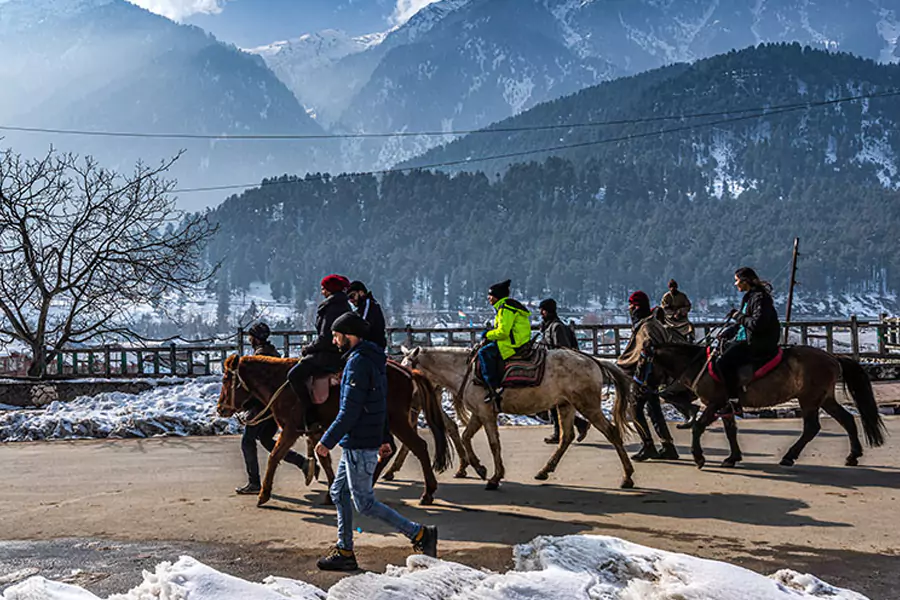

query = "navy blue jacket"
[320, 340, 391, 450]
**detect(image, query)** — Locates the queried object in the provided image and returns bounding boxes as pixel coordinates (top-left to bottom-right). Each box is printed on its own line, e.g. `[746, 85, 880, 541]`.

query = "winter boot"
[631, 443, 660, 462]
[412, 525, 439, 558]
[657, 441, 679, 460]
[316, 547, 358, 572]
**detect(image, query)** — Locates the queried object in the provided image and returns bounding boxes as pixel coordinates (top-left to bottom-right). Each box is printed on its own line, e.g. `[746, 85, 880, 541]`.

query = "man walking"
[235, 322, 312, 494]
[315, 312, 438, 571]
[538, 298, 590, 444]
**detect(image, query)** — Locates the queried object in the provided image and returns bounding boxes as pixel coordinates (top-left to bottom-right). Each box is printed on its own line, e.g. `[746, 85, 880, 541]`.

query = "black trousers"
[287, 352, 341, 425]
[241, 418, 306, 486]
[634, 389, 673, 444]
[549, 408, 589, 438]
[717, 341, 773, 397]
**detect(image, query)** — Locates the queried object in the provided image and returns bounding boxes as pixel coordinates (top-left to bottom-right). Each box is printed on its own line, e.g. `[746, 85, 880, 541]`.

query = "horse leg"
[258, 426, 301, 507]
[691, 402, 721, 469]
[444, 410, 469, 478]
[382, 444, 410, 481]
[482, 418, 505, 491]
[393, 417, 439, 506]
[780, 405, 822, 467]
[821, 394, 864, 466]
[720, 415, 743, 467]
[577, 400, 635, 489]
[461, 415, 487, 481]
[535, 403, 576, 481]
[306, 433, 335, 506]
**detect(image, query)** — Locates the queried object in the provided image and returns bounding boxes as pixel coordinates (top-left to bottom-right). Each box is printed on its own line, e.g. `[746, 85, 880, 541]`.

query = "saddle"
[307, 373, 342, 405]
[475, 340, 547, 388]
[707, 347, 784, 387]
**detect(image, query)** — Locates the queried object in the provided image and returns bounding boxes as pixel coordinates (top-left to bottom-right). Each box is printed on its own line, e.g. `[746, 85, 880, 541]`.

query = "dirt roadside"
[1, 419, 899, 597]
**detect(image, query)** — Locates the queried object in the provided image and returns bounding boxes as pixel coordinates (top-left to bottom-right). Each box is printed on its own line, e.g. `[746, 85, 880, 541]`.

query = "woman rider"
[717, 267, 781, 404]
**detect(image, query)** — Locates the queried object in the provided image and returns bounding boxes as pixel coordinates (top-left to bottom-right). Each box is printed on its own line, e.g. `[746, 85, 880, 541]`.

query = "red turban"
[321, 274, 350, 294]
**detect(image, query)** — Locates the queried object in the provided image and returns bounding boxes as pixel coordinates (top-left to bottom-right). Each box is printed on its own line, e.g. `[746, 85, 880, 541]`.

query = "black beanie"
[488, 279, 511, 298]
[539, 298, 557, 313]
[332, 312, 370, 338]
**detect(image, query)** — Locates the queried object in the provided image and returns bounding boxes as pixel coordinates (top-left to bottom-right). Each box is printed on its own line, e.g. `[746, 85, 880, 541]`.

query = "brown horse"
[217, 354, 452, 506]
[637, 343, 886, 469]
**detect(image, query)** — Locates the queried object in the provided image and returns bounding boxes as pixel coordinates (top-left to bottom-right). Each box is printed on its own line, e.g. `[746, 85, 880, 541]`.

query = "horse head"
[399, 345, 422, 370]
[217, 354, 254, 417]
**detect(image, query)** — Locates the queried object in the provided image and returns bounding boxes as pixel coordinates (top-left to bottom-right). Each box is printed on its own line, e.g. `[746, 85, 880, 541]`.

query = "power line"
[172, 93, 880, 194]
[0, 90, 896, 142]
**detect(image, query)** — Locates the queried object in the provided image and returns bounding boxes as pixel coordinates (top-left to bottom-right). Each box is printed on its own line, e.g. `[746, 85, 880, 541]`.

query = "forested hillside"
[206, 45, 900, 314]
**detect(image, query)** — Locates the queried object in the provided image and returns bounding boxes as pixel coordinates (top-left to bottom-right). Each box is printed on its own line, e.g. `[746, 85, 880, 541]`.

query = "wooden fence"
[3, 315, 898, 379]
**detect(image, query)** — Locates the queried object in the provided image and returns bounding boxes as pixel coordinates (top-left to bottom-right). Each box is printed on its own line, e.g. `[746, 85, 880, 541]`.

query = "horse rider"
[235, 322, 311, 495]
[479, 279, 531, 404]
[716, 267, 781, 414]
[538, 298, 590, 444]
[661, 279, 694, 341]
[287, 274, 353, 432]
[315, 312, 438, 571]
[616, 291, 679, 461]
[347, 280, 387, 350]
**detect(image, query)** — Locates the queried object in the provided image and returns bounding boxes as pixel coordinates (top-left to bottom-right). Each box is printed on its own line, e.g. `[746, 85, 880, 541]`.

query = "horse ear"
[400, 345, 411, 356]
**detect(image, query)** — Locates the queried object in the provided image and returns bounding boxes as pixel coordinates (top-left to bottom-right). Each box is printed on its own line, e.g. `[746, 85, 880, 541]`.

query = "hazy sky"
[127, 0, 442, 46]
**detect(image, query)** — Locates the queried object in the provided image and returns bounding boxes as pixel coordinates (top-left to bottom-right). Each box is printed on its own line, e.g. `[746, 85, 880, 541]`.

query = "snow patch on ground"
[855, 128, 898, 187]
[0, 377, 236, 442]
[1, 535, 869, 600]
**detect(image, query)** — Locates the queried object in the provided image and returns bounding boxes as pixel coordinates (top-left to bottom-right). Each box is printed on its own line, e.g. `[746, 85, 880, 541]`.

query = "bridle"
[220, 360, 251, 417]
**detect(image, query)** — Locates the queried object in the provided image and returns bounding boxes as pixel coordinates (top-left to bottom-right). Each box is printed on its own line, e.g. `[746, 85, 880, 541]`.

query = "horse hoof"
[721, 455, 742, 468]
[383, 472, 395, 482]
[485, 481, 500, 491]
[534, 471, 549, 481]
[419, 496, 434, 506]
[321, 494, 334, 506]
[453, 469, 467, 479]
[846, 455, 860, 467]
[779, 457, 795, 467]
[474, 466, 488, 481]
[694, 456, 706, 470]
[256, 491, 271, 507]
[620, 478, 635, 489]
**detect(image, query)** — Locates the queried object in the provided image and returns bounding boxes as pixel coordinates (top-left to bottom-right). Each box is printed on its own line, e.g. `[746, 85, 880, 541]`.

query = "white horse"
[401, 346, 636, 490]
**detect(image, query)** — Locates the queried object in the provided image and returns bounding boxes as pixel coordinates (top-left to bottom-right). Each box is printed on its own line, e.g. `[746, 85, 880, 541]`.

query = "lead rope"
[244, 379, 290, 427]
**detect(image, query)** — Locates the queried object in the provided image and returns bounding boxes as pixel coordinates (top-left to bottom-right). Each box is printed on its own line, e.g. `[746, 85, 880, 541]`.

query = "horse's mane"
[226, 353, 297, 373]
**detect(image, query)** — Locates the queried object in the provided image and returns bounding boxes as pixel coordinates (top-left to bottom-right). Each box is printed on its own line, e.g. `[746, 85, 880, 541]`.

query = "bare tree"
[0, 148, 216, 376]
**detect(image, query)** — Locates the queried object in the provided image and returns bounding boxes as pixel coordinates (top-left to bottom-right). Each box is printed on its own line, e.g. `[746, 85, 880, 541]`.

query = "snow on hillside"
[0, 535, 869, 599]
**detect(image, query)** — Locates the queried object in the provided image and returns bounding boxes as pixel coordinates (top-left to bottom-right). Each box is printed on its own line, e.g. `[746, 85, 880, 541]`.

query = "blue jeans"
[478, 342, 503, 390]
[331, 448, 421, 551]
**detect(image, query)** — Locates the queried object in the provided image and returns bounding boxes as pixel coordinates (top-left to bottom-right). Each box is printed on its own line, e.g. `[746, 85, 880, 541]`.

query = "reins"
[225, 359, 288, 427]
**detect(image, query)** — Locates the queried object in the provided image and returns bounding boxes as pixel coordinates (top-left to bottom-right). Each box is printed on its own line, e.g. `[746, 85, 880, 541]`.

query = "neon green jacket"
[486, 297, 532, 359]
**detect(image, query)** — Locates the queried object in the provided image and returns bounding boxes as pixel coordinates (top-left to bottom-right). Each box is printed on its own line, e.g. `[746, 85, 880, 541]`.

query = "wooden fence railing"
[4, 315, 897, 379]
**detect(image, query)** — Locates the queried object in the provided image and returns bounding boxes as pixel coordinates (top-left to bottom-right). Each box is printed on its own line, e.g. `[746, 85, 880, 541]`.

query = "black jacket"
[356, 293, 387, 349]
[304, 292, 352, 357]
[733, 286, 781, 352]
[540, 316, 578, 349]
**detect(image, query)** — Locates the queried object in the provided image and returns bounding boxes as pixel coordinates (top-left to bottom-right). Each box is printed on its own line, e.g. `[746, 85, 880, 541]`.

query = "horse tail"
[837, 357, 886, 447]
[593, 358, 635, 441]
[412, 370, 454, 472]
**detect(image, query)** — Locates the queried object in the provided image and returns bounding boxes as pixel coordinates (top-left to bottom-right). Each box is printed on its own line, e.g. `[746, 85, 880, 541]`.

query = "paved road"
[2, 419, 899, 597]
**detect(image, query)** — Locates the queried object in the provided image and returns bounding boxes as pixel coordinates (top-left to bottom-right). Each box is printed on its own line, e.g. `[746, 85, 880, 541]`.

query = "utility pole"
[784, 237, 800, 344]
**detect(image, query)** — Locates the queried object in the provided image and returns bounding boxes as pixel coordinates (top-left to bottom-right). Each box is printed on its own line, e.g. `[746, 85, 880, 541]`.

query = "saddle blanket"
[707, 347, 783, 384]
[476, 343, 547, 388]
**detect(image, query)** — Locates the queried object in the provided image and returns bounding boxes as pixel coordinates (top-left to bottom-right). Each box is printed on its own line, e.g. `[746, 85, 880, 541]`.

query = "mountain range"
[0, 0, 332, 210]
[254, 0, 900, 171]
[206, 45, 900, 313]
